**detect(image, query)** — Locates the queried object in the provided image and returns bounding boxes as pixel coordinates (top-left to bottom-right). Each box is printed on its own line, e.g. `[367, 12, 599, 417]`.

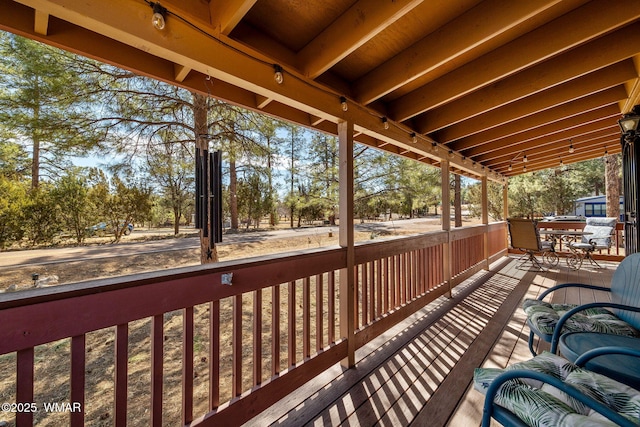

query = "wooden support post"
[503, 180, 509, 249]
[481, 174, 489, 269]
[338, 120, 355, 368]
[441, 160, 452, 297]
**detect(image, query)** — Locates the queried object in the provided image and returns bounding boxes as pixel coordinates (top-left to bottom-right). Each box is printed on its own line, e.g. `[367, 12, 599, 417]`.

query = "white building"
[573, 195, 623, 220]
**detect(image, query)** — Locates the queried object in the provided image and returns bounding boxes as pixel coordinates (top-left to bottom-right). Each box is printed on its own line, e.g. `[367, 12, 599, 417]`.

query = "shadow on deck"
[247, 256, 617, 427]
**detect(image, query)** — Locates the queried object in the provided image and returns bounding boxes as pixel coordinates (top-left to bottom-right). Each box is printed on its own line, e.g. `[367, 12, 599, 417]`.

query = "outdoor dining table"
[538, 229, 593, 269]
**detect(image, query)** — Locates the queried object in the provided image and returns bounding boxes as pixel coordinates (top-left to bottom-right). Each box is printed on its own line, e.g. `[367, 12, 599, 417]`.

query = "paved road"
[0, 218, 443, 268]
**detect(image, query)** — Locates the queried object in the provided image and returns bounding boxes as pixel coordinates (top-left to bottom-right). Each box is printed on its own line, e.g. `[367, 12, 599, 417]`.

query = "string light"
[508, 163, 512, 171]
[569, 139, 575, 154]
[151, 2, 167, 30]
[523, 154, 528, 163]
[339, 96, 348, 112]
[273, 64, 284, 84]
[523, 165, 527, 172]
[382, 117, 389, 130]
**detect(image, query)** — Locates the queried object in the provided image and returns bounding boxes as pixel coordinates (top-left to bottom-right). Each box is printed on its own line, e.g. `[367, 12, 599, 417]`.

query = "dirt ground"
[0, 224, 428, 426]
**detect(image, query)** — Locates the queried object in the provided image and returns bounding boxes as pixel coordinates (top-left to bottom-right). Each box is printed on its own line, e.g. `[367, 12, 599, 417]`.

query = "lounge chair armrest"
[550, 302, 640, 353]
[482, 369, 636, 427]
[537, 282, 611, 301]
[575, 346, 640, 367]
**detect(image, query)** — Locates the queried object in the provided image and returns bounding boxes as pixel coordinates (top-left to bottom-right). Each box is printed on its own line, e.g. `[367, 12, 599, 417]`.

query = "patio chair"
[474, 350, 640, 427]
[567, 216, 617, 270]
[507, 218, 558, 270]
[522, 252, 640, 356]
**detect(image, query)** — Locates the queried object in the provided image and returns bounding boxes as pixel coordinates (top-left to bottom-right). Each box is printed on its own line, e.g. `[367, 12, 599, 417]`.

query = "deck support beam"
[338, 120, 356, 368]
[441, 160, 452, 297]
[481, 174, 489, 269]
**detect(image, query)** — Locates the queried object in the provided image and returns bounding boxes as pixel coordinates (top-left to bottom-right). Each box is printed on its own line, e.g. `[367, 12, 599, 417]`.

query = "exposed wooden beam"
[210, 0, 257, 35]
[33, 9, 48, 35]
[451, 87, 627, 151]
[298, 0, 423, 79]
[485, 132, 618, 170]
[173, 64, 191, 82]
[389, 0, 640, 122]
[432, 60, 637, 143]
[353, 0, 563, 105]
[477, 126, 619, 165]
[500, 144, 620, 175]
[255, 95, 272, 109]
[418, 23, 640, 134]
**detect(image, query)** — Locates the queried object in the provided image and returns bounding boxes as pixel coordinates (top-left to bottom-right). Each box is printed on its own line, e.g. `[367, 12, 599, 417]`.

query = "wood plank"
[151, 315, 163, 427]
[115, 324, 128, 427]
[70, 335, 85, 427]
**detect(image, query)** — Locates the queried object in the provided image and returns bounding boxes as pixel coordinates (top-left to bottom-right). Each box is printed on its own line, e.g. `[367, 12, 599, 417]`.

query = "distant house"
[573, 195, 623, 220]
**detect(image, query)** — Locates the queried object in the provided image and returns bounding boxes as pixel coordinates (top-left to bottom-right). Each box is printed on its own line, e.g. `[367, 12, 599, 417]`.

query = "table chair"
[507, 218, 558, 270]
[567, 216, 617, 270]
[523, 252, 640, 356]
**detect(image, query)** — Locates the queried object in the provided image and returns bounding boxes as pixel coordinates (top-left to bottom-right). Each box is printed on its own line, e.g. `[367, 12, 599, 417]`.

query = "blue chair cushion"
[474, 352, 640, 427]
[523, 300, 640, 337]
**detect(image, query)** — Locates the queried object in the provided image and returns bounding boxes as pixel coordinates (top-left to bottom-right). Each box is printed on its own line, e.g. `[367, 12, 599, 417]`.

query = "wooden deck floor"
[245, 255, 617, 427]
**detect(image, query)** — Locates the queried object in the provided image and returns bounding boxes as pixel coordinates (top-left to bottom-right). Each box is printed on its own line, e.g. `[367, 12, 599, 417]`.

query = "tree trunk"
[173, 211, 180, 235]
[454, 174, 462, 227]
[605, 154, 621, 219]
[229, 158, 238, 230]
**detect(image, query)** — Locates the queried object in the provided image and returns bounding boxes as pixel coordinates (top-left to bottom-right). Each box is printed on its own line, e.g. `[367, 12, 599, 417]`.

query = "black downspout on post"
[621, 106, 640, 255]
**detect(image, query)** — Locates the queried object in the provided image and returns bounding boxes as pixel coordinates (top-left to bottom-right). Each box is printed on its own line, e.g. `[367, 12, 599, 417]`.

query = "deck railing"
[0, 222, 507, 426]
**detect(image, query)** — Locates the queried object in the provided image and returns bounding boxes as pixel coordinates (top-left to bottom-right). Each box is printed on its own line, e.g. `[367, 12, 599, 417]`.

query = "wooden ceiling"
[3, 0, 640, 182]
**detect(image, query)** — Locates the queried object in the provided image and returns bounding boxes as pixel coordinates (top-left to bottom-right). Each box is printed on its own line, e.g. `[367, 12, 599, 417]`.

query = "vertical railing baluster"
[369, 261, 375, 322]
[151, 315, 163, 427]
[115, 324, 128, 427]
[328, 272, 335, 344]
[353, 267, 359, 330]
[394, 255, 404, 307]
[232, 295, 242, 397]
[209, 300, 220, 410]
[376, 259, 382, 319]
[390, 255, 396, 309]
[183, 307, 194, 425]
[272, 286, 280, 376]
[303, 277, 311, 359]
[362, 263, 368, 326]
[70, 335, 85, 427]
[16, 348, 34, 426]
[288, 281, 296, 366]
[315, 274, 323, 352]
[253, 290, 262, 386]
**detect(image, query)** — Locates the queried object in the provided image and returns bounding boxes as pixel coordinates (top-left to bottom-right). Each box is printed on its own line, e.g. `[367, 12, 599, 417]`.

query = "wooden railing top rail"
[0, 246, 346, 311]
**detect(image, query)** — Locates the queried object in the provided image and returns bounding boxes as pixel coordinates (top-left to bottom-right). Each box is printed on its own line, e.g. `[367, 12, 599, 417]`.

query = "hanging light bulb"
[560, 159, 564, 167]
[273, 65, 284, 84]
[382, 117, 389, 130]
[339, 96, 348, 112]
[508, 163, 512, 171]
[448, 150, 454, 159]
[569, 140, 575, 154]
[151, 2, 167, 30]
[410, 132, 417, 144]
[523, 165, 527, 172]
[523, 153, 528, 163]
[431, 142, 438, 152]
